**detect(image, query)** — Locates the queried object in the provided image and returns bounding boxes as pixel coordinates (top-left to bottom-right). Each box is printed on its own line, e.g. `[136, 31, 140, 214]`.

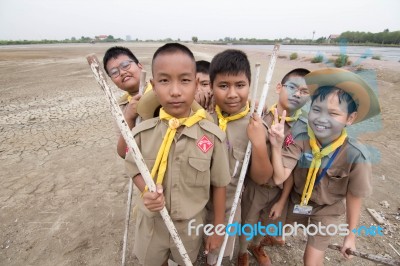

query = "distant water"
[233, 44, 400, 62]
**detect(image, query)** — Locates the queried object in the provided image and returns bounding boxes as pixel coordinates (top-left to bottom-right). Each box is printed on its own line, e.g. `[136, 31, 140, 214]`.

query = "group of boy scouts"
[102, 42, 381, 266]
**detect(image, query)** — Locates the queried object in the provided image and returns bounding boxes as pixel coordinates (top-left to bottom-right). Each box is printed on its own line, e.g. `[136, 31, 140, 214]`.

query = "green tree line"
[339, 29, 400, 45]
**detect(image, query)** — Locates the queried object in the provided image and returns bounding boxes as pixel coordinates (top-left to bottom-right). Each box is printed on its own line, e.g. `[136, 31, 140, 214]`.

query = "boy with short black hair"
[103, 46, 145, 158]
[270, 68, 381, 265]
[125, 43, 231, 265]
[205, 49, 272, 265]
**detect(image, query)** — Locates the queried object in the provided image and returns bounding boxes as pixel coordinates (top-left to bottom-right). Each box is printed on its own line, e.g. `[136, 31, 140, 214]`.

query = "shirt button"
[173, 184, 178, 188]
[176, 157, 180, 161]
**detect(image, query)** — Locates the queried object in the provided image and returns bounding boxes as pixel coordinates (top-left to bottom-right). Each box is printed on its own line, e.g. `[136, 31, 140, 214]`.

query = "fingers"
[340, 247, 353, 260]
[280, 110, 287, 125]
[143, 185, 165, 211]
[274, 108, 279, 125]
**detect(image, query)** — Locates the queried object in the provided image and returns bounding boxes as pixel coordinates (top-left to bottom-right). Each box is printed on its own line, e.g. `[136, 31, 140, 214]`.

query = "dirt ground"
[0, 42, 399, 266]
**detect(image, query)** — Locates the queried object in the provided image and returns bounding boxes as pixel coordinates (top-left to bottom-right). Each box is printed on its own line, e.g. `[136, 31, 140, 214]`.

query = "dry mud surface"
[0, 43, 399, 265]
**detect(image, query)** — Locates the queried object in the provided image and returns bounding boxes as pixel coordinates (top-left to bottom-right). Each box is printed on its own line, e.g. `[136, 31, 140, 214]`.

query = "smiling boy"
[103, 46, 145, 158]
[270, 68, 381, 265]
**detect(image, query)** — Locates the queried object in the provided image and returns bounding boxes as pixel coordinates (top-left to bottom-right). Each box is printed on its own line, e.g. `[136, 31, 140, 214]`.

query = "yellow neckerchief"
[143, 107, 207, 193]
[215, 101, 250, 131]
[124, 82, 152, 102]
[269, 103, 302, 124]
[300, 126, 347, 206]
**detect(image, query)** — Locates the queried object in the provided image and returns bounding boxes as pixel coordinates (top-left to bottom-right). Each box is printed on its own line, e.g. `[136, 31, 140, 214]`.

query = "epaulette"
[131, 118, 159, 137]
[298, 115, 308, 124]
[347, 137, 370, 160]
[198, 120, 226, 142]
[291, 121, 308, 140]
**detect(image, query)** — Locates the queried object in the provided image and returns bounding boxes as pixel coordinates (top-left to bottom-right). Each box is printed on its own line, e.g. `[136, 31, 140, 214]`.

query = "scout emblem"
[197, 135, 213, 153]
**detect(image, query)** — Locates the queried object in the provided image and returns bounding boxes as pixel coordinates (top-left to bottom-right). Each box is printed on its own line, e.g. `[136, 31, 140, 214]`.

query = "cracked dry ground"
[1, 43, 399, 266]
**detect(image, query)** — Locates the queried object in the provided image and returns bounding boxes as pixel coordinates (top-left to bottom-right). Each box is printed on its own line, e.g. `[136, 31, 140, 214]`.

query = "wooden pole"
[86, 55, 192, 266]
[121, 70, 147, 266]
[328, 244, 400, 266]
[216, 45, 280, 266]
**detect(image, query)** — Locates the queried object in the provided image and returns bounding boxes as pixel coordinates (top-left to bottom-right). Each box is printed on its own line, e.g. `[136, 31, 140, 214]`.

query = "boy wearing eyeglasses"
[239, 68, 310, 265]
[103, 46, 147, 158]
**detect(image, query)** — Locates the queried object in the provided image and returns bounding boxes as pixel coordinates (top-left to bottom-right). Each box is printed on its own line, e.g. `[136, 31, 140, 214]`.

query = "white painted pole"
[216, 45, 280, 266]
[250, 63, 261, 114]
[121, 70, 147, 266]
[86, 55, 192, 266]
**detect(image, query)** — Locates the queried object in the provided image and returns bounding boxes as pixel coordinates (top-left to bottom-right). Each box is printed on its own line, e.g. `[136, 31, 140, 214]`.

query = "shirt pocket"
[187, 157, 211, 187]
[326, 168, 348, 196]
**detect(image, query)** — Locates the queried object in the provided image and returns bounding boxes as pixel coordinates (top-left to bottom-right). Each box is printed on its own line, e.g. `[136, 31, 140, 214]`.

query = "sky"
[0, 0, 399, 41]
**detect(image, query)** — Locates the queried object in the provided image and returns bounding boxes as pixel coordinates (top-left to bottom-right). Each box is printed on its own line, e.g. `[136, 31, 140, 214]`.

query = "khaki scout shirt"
[211, 112, 251, 208]
[281, 123, 372, 206]
[125, 117, 231, 220]
[262, 110, 308, 187]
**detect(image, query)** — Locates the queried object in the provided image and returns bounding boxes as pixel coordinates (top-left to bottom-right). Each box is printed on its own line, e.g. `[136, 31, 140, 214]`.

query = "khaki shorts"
[134, 210, 206, 265]
[285, 196, 346, 251]
[241, 179, 282, 225]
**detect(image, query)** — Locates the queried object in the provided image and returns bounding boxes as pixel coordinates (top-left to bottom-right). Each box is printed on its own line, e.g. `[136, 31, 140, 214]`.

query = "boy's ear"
[276, 83, 283, 94]
[150, 78, 155, 90]
[346, 112, 358, 126]
[138, 62, 143, 69]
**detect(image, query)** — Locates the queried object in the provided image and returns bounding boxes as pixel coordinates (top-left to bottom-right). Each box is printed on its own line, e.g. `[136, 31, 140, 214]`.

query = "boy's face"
[151, 51, 196, 118]
[196, 72, 211, 92]
[105, 54, 142, 94]
[308, 92, 356, 146]
[277, 75, 310, 113]
[212, 72, 250, 114]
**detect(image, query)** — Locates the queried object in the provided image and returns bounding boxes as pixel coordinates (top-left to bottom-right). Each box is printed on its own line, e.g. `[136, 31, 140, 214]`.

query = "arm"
[205, 186, 226, 254]
[247, 114, 273, 184]
[117, 94, 141, 158]
[341, 191, 362, 259]
[270, 175, 293, 219]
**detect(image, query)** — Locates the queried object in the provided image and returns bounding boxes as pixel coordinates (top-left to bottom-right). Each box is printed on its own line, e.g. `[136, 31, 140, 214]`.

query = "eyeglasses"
[108, 60, 135, 78]
[283, 83, 310, 96]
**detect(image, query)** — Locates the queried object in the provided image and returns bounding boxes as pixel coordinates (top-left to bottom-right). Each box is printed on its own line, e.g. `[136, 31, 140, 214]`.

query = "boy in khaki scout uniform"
[103, 46, 147, 158]
[239, 68, 310, 265]
[204, 49, 256, 265]
[125, 43, 231, 265]
[270, 68, 381, 265]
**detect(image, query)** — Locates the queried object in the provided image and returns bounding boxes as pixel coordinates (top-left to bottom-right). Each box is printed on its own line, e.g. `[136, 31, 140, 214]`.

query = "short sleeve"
[210, 137, 231, 187]
[347, 151, 372, 197]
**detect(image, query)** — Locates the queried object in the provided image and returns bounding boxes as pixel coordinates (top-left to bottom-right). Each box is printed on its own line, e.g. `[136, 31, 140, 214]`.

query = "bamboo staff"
[328, 244, 400, 266]
[249, 63, 261, 114]
[86, 55, 192, 266]
[216, 45, 280, 266]
[121, 70, 146, 266]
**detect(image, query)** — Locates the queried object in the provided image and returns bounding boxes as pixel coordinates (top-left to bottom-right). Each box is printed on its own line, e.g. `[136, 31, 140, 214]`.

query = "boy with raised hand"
[204, 49, 268, 265]
[124, 43, 231, 266]
[103, 46, 146, 158]
[240, 68, 311, 263]
[270, 68, 380, 265]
